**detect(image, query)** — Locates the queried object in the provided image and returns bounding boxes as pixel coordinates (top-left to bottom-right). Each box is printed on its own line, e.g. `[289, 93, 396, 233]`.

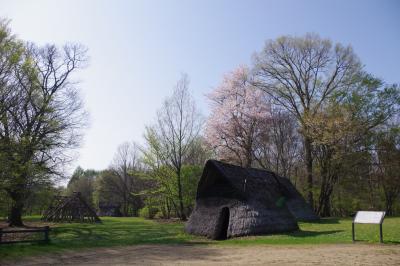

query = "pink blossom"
[205, 66, 271, 167]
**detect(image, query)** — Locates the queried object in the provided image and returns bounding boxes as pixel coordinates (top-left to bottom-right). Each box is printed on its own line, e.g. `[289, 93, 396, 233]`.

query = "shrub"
[139, 206, 159, 219]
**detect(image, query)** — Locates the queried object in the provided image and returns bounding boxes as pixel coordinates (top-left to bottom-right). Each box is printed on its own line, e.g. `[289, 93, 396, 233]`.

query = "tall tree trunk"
[123, 166, 128, 216]
[304, 137, 314, 208]
[384, 193, 395, 216]
[317, 158, 329, 217]
[177, 169, 186, 221]
[385, 201, 393, 216]
[245, 154, 252, 168]
[8, 195, 24, 227]
[244, 141, 253, 168]
[320, 197, 331, 217]
[316, 149, 337, 217]
[317, 184, 333, 217]
[165, 199, 171, 219]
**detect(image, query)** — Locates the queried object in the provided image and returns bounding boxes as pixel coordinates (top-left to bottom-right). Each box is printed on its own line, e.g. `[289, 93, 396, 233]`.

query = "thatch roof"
[185, 160, 318, 239]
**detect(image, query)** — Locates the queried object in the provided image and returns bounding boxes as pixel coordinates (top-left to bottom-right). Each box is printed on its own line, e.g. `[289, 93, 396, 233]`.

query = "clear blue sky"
[1, 0, 399, 173]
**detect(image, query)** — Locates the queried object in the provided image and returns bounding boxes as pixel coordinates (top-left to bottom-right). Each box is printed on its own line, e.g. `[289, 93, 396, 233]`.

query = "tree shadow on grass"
[52, 227, 94, 239]
[286, 229, 344, 238]
[47, 221, 204, 247]
[383, 240, 400, 244]
[303, 218, 342, 224]
[352, 239, 400, 245]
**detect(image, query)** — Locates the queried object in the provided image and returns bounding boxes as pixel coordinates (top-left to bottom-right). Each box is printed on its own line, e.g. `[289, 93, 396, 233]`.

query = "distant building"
[98, 203, 122, 217]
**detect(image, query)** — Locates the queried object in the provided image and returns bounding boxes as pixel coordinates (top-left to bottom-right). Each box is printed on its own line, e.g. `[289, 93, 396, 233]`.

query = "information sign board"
[352, 211, 385, 243]
[354, 211, 385, 224]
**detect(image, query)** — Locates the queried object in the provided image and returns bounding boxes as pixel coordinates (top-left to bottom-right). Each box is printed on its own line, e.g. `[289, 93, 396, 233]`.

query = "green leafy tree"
[307, 76, 399, 216]
[141, 127, 180, 218]
[0, 20, 87, 226]
[253, 34, 362, 207]
[66, 167, 98, 207]
[181, 165, 202, 214]
[141, 125, 206, 219]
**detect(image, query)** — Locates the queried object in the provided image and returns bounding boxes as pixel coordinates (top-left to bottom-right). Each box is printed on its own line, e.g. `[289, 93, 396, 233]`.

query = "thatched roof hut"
[185, 160, 318, 240]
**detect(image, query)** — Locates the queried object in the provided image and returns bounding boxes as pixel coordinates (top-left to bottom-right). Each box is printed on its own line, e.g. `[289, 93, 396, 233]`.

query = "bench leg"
[352, 222, 355, 242]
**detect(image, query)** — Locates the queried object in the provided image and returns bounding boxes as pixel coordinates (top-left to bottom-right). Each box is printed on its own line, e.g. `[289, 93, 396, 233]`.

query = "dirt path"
[3, 244, 400, 266]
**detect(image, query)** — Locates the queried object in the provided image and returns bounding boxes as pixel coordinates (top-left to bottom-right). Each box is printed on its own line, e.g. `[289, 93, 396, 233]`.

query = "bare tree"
[108, 142, 142, 216]
[149, 74, 203, 220]
[0, 21, 88, 226]
[253, 34, 362, 207]
[184, 136, 211, 166]
[254, 110, 301, 180]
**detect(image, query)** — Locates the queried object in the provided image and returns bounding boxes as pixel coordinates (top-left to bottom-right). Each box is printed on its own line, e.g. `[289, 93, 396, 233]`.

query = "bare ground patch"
[0, 244, 400, 265]
[2, 244, 400, 266]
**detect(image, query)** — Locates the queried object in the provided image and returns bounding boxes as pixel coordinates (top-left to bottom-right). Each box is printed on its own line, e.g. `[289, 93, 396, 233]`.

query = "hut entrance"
[216, 207, 230, 240]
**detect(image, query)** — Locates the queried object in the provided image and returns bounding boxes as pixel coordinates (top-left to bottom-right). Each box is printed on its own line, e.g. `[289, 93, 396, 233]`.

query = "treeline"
[1, 19, 399, 225]
[56, 76, 208, 220]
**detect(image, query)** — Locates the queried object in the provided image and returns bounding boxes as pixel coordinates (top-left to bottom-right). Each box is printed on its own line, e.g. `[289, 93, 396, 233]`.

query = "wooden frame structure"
[42, 192, 101, 223]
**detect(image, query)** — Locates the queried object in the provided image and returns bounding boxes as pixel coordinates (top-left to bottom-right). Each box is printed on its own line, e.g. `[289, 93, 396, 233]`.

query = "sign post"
[352, 211, 385, 243]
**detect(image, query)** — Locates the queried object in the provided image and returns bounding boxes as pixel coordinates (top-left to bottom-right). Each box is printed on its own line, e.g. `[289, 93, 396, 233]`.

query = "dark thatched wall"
[275, 176, 319, 221]
[186, 160, 314, 239]
[186, 197, 299, 239]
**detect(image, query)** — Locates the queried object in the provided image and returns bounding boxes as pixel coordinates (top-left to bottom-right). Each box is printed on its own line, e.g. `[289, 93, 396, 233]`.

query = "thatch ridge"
[202, 160, 318, 221]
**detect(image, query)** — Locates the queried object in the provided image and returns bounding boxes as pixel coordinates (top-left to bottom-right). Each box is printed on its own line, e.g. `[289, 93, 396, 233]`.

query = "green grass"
[225, 217, 400, 245]
[0, 216, 399, 259]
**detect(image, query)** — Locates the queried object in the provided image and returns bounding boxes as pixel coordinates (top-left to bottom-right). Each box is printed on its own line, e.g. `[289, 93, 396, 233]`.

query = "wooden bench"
[352, 211, 385, 243]
[0, 226, 50, 244]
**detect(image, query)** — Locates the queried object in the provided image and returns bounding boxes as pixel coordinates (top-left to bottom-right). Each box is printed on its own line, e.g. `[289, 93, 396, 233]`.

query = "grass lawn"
[0, 216, 399, 259]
